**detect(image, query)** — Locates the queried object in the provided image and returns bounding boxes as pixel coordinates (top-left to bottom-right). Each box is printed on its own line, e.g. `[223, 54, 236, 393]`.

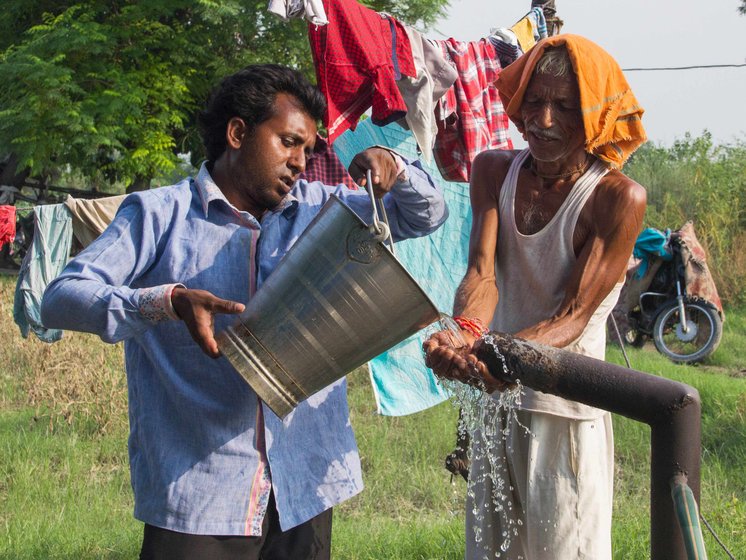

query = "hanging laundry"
[488, 29, 522, 68]
[308, 0, 416, 143]
[527, 6, 548, 39]
[333, 119, 471, 416]
[267, 0, 328, 26]
[0, 205, 16, 250]
[433, 38, 513, 183]
[489, 7, 547, 68]
[14, 194, 126, 342]
[511, 16, 535, 52]
[13, 204, 74, 343]
[510, 6, 548, 51]
[395, 28, 458, 164]
[299, 134, 358, 189]
[63, 194, 127, 248]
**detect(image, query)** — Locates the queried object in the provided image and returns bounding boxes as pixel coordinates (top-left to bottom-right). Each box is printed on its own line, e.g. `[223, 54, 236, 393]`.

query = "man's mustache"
[526, 125, 563, 141]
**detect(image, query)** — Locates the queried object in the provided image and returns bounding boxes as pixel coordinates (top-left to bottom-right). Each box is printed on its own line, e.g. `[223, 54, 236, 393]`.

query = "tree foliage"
[0, 0, 449, 189]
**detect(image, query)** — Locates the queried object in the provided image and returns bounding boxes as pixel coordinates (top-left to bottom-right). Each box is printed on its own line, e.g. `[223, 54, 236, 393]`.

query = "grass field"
[2, 274, 744, 559]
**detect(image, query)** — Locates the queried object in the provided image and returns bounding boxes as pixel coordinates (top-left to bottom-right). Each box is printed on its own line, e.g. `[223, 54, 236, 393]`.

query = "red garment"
[433, 38, 513, 182]
[299, 135, 358, 189]
[0, 205, 16, 250]
[308, 0, 416, 143]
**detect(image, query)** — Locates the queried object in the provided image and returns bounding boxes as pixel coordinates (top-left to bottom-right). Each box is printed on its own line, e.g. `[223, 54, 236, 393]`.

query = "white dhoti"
[466, 409, 614, 560]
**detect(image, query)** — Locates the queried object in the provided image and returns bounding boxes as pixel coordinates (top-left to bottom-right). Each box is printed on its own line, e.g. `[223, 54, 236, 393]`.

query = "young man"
[42, 64, 447, 560]
[424, 35, 647, 559]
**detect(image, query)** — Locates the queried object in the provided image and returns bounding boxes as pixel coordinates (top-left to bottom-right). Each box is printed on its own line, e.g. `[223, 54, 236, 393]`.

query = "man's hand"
[171, 287, 245, 358]
[423, 330, 512, 393]
[348, 147, 401, 197]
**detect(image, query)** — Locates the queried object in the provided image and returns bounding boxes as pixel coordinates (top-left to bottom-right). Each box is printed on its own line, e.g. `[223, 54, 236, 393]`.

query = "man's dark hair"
[198, 64, 326, 162]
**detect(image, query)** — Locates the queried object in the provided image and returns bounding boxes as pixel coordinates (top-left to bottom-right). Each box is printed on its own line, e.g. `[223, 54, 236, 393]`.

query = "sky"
[433, 0, 746, 148]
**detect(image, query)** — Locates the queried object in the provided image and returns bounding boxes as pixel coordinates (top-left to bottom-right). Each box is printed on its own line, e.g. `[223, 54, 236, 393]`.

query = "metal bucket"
[216, 193, 439, 418]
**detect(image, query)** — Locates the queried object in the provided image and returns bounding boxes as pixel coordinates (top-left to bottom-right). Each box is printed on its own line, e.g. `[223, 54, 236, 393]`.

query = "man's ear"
[225, 117, 247, 150]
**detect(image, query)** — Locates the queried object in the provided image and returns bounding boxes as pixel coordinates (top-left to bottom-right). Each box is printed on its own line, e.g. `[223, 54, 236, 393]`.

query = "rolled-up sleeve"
[41, 194, 178, 343]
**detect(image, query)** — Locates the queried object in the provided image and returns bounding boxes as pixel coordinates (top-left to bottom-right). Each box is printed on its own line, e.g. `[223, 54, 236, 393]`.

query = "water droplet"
[436, 330, 527, 556]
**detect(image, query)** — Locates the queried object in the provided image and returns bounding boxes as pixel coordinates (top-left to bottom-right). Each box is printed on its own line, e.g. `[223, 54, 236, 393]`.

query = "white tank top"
[492, 149, 622, 419]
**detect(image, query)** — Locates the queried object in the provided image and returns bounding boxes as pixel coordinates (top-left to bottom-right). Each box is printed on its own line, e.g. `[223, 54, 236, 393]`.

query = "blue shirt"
[41, 160, 447, 535]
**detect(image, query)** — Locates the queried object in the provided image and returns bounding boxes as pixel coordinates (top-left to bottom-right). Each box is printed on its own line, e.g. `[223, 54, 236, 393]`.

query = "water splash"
[427, 316, 529, 558]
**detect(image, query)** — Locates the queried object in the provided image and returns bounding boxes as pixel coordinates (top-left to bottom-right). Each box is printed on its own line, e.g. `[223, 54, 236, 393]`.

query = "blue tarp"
[333, 120, 471, 416]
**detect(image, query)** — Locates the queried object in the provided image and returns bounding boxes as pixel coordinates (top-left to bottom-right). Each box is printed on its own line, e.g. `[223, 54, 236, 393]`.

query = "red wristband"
[453, 316, 488, 338]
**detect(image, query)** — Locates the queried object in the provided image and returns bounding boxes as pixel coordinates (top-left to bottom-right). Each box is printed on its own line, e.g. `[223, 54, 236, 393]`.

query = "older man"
[42, 64, 447, 560]
[424, 35, 647, 559]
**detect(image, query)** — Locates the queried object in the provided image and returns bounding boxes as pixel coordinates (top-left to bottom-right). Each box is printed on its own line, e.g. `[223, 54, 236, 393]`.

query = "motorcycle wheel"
[653, 298, 723, 364]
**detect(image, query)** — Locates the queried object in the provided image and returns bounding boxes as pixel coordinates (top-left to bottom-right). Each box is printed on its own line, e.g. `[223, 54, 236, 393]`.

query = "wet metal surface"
[476, 332, 702, 560]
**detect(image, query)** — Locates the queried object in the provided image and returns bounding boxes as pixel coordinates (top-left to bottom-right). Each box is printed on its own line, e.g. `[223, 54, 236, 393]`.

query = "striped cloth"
[489, 7, 548, 71]
[433, 38, 513, 183]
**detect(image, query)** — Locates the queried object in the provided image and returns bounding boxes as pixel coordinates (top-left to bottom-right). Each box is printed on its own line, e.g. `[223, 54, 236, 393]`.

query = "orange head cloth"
[496, 34, 646, 169]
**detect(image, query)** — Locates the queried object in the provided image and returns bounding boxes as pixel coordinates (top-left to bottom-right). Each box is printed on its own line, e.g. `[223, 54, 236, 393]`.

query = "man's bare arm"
[517, 172, 647, 347]
[423, 151, 515, 393]
[452, 151, 513, 324]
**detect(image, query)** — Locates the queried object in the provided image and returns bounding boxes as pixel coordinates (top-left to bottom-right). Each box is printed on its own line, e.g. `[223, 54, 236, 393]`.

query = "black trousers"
[139, 494, 332, 560]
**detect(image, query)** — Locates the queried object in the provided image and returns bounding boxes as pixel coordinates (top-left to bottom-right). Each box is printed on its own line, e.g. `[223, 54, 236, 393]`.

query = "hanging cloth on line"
[0, 205, 16, 250]
[433, 38, 513, 183]
[308, 0, 416, 143]
[63, 194, 127, 248]
[510, 6, 547, 52]
[13, 204, 73, 343]
[489, 7, 548, 73]
[14, 194, 127, 343]
[267, 0, 328, 25]
[395, 26, 458, 164]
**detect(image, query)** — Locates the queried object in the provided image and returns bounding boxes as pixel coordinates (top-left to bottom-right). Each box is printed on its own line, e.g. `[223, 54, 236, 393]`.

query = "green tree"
[0, 0, 449, 192]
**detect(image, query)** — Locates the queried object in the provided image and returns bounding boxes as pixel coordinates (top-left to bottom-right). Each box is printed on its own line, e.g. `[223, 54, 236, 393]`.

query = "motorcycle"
[610, 222, 724, 364]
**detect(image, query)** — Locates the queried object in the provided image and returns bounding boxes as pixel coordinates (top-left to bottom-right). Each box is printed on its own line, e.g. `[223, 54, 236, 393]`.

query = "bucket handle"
[365, 170, 396, 255]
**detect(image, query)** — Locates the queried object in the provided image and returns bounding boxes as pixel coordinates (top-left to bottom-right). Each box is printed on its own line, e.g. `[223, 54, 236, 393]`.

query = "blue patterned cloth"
[528, 6, 548, 40]
[13, 204, 73, 342]
[334, 120, 471, 416]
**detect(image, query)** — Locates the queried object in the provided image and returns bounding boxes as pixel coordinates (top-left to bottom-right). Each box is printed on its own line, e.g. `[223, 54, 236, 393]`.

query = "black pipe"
[475, 332, 702, 560]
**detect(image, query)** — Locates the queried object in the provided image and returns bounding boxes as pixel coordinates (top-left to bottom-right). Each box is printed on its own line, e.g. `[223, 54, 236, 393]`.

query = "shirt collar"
[195, 162, 299, 224]
[195, 162, 230, 217]
[274, 193, 299, 219]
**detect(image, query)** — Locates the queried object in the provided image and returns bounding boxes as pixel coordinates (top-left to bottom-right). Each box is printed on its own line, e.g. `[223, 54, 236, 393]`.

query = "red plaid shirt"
[308, 0, 415, 143]
[433, 38, 513, 183]
[299, 135, 358, 189]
